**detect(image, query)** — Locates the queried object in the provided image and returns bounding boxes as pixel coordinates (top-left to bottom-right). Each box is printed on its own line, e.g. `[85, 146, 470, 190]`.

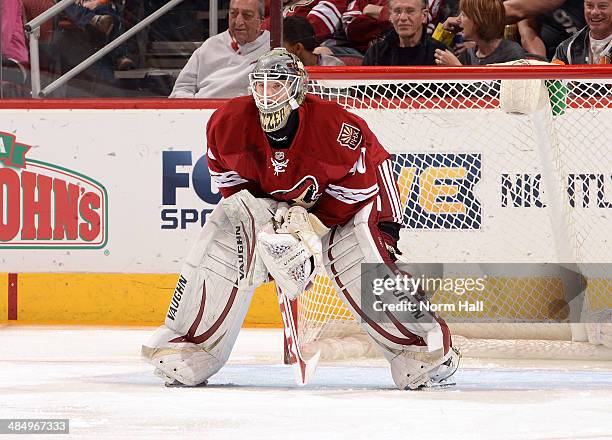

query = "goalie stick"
[276, 282, 321, 385]
[259, 206, 325, 385]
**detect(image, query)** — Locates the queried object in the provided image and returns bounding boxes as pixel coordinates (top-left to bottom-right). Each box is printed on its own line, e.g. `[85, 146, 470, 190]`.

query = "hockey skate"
[142, 344, 217, 387]
[154, 368, 209, 388]
[391, 346, 461, 390]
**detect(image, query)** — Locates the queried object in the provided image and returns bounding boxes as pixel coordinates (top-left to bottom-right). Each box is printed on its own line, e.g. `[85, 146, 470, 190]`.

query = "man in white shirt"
[169, 0, 270, 98]
[554, 0, 612, 64]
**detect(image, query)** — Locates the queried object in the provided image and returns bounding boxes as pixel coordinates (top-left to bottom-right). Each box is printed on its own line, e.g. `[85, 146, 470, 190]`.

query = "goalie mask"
[249, 48, 308, 132]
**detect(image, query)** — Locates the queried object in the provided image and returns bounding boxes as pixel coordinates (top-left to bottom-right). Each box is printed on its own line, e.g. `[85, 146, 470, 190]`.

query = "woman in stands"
[433, 0, 526, 65]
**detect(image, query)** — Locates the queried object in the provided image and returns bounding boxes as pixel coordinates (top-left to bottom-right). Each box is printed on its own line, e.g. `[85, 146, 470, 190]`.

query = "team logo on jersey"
[271, 152, 289, 176]
[270, 175, 321, 209]
[337, 123, 362, 150]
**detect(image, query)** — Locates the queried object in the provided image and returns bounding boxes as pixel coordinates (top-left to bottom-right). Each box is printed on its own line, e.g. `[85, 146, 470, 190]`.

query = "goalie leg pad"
[323, 203, 456, 389]
[323, 202, 448, 352]
[221, 190, 276, 289]
[142, 202, 259, 386]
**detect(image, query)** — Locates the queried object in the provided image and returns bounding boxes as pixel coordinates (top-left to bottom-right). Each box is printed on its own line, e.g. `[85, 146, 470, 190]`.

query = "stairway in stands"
[115, 0, 229, 96]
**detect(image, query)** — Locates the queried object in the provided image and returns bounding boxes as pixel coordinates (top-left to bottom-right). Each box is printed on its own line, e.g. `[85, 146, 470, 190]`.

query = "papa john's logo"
[0, 132, 108, 249]
[337, 123, 362, 150]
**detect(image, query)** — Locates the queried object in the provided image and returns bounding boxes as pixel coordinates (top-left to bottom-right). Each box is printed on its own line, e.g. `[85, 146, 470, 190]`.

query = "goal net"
[295, 65, 612, 361]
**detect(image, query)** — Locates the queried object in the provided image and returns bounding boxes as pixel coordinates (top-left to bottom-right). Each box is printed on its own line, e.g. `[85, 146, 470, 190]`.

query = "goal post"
[288, 65, 612, 362]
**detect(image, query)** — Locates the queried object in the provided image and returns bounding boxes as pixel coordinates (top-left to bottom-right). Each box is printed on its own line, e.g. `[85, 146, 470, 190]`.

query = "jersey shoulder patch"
[336, 122, 363, 150]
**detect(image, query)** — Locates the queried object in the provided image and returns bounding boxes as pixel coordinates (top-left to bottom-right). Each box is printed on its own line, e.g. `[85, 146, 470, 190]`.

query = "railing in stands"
[23, 0, 223, 98]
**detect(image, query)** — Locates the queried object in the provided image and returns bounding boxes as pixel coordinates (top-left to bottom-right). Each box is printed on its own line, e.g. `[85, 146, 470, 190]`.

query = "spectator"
[282, 16, 344, 65]
[515, 18, 547, 58]
[504, 0, 585, 60]
[554, 0, 612, 64]
[434, 0, 526, 65]
[1, 0, 29, 95]
[362, 0, 447, 65]
[341, 0, 393, 54]
[64, 2, 115, 38]
[169, 0, 269, 98]
[340, 0, 443, 54]
[262, 0, 349, 43]
[62, 1, 135, 70]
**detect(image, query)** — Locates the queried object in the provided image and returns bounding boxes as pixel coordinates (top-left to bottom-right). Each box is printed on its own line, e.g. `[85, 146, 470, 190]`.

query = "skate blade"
[164, 379, 209, 388]
[415, 378, 456, 390]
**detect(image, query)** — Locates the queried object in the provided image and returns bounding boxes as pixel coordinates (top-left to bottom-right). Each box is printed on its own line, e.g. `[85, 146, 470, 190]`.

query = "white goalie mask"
[249, 48, 308, 132]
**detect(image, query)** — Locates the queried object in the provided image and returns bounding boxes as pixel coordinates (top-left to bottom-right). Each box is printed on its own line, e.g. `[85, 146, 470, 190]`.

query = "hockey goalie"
[142, 48, 460, 390]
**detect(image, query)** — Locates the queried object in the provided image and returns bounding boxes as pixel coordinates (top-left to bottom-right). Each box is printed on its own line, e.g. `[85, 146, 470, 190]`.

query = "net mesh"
[298, 71, 612, 360]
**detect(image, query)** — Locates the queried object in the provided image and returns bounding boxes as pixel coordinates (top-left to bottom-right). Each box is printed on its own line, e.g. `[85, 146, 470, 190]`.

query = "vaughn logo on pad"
[0, 132, 108, 249]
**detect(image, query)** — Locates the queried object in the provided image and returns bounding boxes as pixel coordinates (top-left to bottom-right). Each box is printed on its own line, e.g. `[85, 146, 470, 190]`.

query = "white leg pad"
[323, 203, 444, 353]
[221, 190, 275, 289]
[142, 202, 262, 386]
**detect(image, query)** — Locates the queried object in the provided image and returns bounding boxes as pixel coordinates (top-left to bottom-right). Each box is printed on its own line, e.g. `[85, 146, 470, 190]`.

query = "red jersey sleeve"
[307, 0, 346, 42]
[342, 0, 391, 48]
[312, 113, 390, 227]
[313, 160, 379, 226]
[206, 113, 263, 199]
[285, 0, 348, 42]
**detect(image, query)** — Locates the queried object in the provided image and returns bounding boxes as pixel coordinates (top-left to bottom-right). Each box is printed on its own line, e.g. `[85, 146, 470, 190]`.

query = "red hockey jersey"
[206, 94, 396, 227]
[262, 0, 349, 43]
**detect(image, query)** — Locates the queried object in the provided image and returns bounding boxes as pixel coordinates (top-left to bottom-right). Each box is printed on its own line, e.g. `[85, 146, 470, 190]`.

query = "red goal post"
[286, 64, 612, 362]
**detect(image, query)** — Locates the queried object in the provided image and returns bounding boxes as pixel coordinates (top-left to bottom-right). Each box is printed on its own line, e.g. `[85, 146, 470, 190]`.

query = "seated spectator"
[341, 0, 393, 54]
[362, 0, 447, 65]
[554, 0, 612, 64]
[283, 16, 344, 65]
[262, 0, 349, 43]
[63, 0, 135, 70]
[434, 0, 526, 65]
[1, 0, 29, 96]
[170, 0, 269, 98]
[515, 18, 547, 59]
[65, 1, 115, 39]
[340, 0, 443, 54]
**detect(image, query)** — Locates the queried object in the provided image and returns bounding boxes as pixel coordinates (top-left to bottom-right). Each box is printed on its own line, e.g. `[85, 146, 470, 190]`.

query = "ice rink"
[2, 325, 612, 440]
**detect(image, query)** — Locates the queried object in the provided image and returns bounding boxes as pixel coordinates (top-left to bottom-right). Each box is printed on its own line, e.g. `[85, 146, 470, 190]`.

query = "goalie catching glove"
[257, 206, 330, 299]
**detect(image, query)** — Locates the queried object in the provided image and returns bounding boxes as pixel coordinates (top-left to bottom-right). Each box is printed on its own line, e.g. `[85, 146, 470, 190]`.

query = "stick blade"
[293, 349, 321, 386]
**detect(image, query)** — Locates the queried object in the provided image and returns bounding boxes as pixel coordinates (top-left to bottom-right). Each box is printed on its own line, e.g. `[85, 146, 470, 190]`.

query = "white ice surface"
[1, 326, 611, 440]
